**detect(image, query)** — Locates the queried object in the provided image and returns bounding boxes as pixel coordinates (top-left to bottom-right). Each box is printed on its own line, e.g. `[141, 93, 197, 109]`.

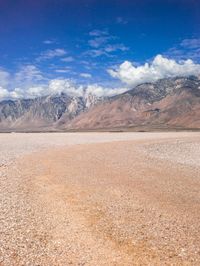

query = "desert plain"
[0, 132, 200, 265]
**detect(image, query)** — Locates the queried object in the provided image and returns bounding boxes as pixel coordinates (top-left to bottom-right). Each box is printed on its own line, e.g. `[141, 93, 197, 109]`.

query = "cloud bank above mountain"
[108, 55, 200, 87]
[0, 78, 127, 100]
[1, 55, 200, 100]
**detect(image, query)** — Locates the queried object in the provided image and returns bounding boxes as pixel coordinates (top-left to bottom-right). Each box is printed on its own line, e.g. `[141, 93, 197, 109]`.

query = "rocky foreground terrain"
[0, 76, 200, 131]
[0, 132, 200, 265]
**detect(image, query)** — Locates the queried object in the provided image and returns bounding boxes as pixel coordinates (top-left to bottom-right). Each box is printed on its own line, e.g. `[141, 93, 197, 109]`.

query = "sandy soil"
[0, 132, 200, 265]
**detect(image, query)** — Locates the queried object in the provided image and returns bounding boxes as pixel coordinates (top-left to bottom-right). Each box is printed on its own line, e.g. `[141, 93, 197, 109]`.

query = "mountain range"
[0, 76, 200, 132]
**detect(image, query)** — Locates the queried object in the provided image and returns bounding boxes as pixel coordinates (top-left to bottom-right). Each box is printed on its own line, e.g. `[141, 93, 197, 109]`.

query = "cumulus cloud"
[85, 84, 127, 97]
[0, 79, 81, 100]
[0, 76, 127, 100]
[108, 55, 200, 87]
[0, 86, 10, 98]
[48, 79, 83, 97]
[2, 54, 199, 101]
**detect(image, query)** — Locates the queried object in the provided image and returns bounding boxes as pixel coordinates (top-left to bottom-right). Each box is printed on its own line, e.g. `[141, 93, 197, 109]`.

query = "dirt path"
[0, 133, 200, 265]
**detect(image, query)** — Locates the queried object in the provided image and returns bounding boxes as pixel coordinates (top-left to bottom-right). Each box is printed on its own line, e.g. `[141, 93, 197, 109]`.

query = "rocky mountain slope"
[0, 76, 200, 131]
[66, 76, 200, 130]
[0, 93, 101, 131]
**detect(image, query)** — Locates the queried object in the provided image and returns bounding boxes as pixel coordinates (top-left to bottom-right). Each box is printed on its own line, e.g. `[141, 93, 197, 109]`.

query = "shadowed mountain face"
[0, 93, 101, 131]
[0, 76, 200, 131]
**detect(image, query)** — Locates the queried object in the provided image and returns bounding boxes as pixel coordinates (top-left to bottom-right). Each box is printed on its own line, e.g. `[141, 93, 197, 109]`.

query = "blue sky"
[0, 0, 200, 98]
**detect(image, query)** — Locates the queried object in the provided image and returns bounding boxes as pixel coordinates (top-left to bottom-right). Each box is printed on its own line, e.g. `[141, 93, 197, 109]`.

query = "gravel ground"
[0, 132, 197, 166]
[0, 132, 200, 265]
[142, 139, 200, 168]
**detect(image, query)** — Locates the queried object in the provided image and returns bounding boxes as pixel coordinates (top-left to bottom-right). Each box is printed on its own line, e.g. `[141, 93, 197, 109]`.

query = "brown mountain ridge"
[65, 76, 200, 130]
[0, 76, 200, 131]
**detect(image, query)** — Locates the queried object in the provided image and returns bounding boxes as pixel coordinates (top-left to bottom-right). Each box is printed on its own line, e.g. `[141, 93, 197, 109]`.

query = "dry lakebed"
[0, 132, 200, 265]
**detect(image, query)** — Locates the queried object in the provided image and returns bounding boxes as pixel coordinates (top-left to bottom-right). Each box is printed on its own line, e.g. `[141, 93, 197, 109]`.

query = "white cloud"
[88, 36, 110, 48]
[165, 38, 200, 61]
[85, 45, 129, 58]
[89, 29, 108, 37]
[104, 44, 129, 53]
[84, 49, 110, 58]
[0, 65, 45, 93]
[61, 56, 74, 62]
[0, 79, 82, 99]
[80, 73, 92, 78]
[47, 79, 83, 96]
[0, 65, 46, 100]
[15, 65, 44, 85]
[55, 69, 71, 73]
[86, 29, 129, 57]
[27, 80, 121, 98]
[0, 86, 10, 99]
[0, 69, 10, 87]
[43, 39, 55, 45]
[108, 55, 200, 87]
[2, 54, 200, 101]
[0, 61, 126, 100]
[0, 75, 127, 100]
[85, 84, 127, 97]
[37, 48, 67, 61]
[181, 38, 200, 49]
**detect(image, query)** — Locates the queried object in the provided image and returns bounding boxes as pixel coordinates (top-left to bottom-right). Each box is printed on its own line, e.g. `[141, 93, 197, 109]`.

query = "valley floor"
[0, 132, 200, 265]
